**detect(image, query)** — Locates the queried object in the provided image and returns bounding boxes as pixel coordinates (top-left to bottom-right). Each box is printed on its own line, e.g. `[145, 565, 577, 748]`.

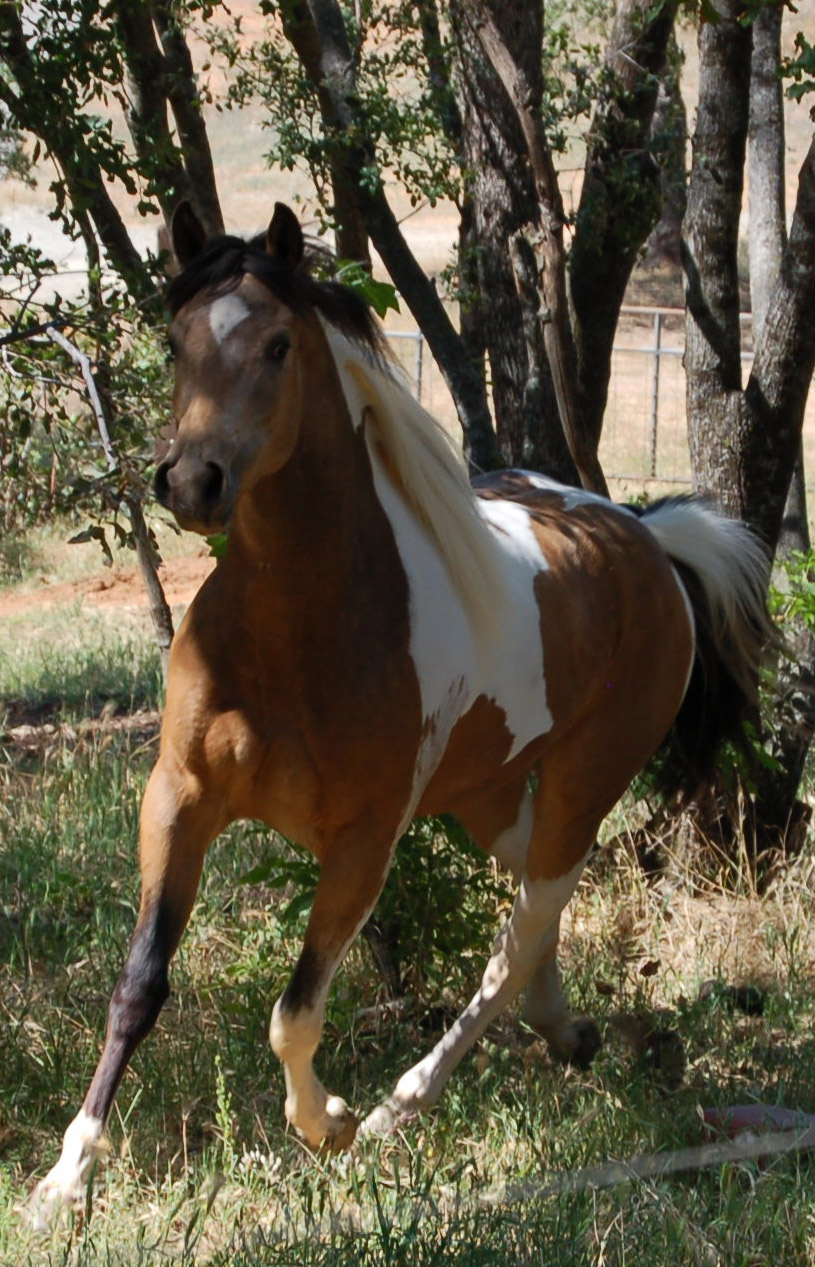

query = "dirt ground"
[0, 552, 214, 618]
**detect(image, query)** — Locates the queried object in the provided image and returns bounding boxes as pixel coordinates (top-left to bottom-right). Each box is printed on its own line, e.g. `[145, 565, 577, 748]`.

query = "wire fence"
[384, 306, 815, 500]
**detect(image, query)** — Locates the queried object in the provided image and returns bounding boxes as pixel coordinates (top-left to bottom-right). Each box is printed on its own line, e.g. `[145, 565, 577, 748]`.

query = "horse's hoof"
[566, 1016, 602, 1069]
[358, 1096, 414, 1140]
[27, 1175, 82, 1231]
[543, 1016, 602, 1071]
[321, 1096, 359, 1153]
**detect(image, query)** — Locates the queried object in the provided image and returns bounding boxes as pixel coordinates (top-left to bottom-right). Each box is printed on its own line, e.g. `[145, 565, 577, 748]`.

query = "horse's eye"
[266, 334, 290, 363]
[167, 333, 180, 361]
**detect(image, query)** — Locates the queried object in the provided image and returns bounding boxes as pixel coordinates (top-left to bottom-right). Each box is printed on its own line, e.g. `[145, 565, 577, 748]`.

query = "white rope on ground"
[478, 1125, 815, 1205]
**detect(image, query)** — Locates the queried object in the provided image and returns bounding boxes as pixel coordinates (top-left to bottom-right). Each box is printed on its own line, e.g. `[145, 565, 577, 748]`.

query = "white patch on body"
[367, 443, 558, 789]
[367, 441, 478, 791]
[513, 469, 637, 517]
[30, 1109, 106, 1228]
[208, 293, 252, 346]
[477, 499, 554, 759]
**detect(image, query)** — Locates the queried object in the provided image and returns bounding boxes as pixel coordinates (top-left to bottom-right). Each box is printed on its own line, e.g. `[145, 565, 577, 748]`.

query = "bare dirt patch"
[0, 552, 215, 618]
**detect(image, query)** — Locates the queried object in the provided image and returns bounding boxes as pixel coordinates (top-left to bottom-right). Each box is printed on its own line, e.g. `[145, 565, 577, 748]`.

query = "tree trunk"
[466, 0, 608, 494]
[645, 33, 687, 268]
[682, 0, 815, 858]
[748, 0, 809, 558]
[570, 0, 680, 457]
[450, 0, 578, 482]
[682, 0, 751, 518]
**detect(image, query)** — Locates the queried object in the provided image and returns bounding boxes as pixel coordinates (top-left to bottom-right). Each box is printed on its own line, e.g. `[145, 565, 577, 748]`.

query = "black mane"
[166, 232, 385, 355]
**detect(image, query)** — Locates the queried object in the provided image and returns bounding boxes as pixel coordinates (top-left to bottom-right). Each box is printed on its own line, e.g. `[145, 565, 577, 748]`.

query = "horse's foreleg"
[270, 833, 393, 1151]
[31, 759, 222, 1224]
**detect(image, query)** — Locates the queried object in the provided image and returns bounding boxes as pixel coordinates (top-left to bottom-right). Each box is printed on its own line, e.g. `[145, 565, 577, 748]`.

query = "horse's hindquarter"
[422, 481, 694, 828]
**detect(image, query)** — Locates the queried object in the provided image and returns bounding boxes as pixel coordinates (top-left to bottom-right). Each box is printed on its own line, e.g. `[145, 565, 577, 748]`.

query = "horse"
[32, 201, 775, 1219]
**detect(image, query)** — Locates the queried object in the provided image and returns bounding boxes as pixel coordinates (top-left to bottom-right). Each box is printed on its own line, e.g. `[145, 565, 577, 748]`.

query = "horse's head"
[156, 202, 319, 534]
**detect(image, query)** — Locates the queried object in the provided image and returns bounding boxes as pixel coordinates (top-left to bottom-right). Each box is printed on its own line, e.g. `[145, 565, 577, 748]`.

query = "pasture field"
[3, 559, 815, 1265]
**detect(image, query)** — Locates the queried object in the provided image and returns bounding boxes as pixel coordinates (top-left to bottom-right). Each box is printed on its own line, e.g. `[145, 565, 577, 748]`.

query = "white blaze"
[208, 294, 252, 345]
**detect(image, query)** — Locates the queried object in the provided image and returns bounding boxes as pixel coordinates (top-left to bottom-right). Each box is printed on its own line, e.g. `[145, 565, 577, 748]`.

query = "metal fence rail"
[385, 305, 815, 495]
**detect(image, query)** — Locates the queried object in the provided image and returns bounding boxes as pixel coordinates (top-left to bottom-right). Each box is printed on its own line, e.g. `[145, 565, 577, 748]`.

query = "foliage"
[0, 237, 172, 558]
[207, 0, 461, 230]
[782, 32, 815, 115]
[241, 815, 510, 999]
[770, 548, 815, 633]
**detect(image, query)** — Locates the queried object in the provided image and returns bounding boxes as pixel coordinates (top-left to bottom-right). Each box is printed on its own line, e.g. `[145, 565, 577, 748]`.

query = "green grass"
[3, 627, 815, 1264]
[1, 605, 164, 726]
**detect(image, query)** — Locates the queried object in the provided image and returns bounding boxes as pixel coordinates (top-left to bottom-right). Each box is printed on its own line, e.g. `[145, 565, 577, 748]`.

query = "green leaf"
[207, 532, 229, 559]
[335, 261, 400, 318]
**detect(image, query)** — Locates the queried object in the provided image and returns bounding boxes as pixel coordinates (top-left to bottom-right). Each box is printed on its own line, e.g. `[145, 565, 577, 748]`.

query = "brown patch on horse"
[419, 694, 515, 817]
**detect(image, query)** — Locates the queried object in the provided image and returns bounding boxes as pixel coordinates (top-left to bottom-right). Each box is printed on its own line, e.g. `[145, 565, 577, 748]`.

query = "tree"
[682, 0, 815, 852]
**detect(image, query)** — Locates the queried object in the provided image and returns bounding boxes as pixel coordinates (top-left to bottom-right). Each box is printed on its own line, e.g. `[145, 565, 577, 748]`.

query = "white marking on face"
[208, 293, 252, 346]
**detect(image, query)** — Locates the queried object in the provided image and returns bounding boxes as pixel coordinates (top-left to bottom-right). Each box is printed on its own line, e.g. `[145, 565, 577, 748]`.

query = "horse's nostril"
[202, 461, 225, 507]
[154, 461, 172, 504]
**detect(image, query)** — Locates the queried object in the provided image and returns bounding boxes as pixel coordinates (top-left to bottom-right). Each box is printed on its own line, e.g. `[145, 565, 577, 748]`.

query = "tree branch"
[152, 0, 223, 236]
[571, 0, 680, 449]
[110, 0, 193, 227]
[289, 0, 499, 469]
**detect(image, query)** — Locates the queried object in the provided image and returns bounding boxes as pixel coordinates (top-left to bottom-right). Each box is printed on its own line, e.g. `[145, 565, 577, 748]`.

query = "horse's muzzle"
[155, 453, 232, 534]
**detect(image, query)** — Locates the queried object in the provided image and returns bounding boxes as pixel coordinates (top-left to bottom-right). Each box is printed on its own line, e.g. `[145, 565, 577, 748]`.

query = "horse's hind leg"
[30, 758, 224, 1224]
[360, 789, 602, 1137]
[456, 780, 600, 1068]
[522, 928, 601, 1068]
[269, 827, 395, 1151]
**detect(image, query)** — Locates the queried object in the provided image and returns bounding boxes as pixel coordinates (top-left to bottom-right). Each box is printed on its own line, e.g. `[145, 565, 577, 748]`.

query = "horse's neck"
[225, 386, 379, 600]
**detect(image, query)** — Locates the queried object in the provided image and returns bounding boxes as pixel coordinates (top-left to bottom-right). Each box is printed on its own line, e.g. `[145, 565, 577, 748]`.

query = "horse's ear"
[171, 201, 208, 269]
[266, 203, 304, 270]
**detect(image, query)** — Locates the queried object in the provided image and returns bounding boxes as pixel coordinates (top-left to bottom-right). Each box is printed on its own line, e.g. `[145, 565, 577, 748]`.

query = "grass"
[2, 621, 815, 1264]
[0, 605, 164, 726]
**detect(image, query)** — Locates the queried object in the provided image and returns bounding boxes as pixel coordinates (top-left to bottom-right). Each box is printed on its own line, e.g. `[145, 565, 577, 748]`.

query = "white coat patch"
[208, 294, 251, 345]
[477, 499, 554, 759]
[515, 470, 637, 517]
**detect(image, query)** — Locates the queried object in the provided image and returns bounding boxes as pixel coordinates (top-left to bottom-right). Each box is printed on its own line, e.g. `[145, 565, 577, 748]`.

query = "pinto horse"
[33, 202, 774, 1218]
